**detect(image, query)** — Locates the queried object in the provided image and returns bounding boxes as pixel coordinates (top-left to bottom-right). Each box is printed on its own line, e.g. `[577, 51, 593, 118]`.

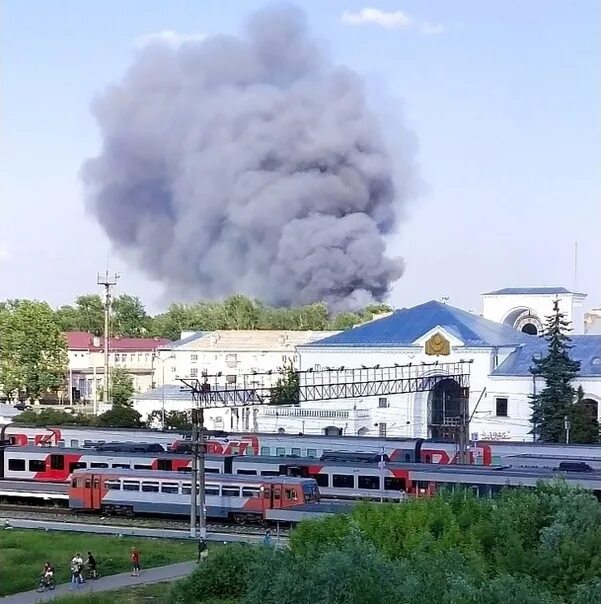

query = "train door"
[272, 483, 283, 509]
[82, 474, 102, 510]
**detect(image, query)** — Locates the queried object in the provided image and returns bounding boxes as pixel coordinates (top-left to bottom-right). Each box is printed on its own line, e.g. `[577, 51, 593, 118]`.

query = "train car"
[69, 469, 320, 522]
[0, 445, 231, 481]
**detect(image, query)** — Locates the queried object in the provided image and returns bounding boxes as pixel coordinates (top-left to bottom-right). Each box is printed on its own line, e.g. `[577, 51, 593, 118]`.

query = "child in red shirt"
[130, 547, 140, 576]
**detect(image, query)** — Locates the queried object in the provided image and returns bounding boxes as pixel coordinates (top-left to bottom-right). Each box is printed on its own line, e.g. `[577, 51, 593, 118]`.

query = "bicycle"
[35, 575, 56, 592]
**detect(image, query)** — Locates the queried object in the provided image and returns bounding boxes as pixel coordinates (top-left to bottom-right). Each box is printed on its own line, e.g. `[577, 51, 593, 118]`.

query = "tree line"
[49, 293, 393, 340]
[171, 483, 601, 603]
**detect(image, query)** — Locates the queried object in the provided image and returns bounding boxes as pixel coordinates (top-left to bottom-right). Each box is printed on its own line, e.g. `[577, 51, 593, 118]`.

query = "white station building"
[135, 288, 601, 442]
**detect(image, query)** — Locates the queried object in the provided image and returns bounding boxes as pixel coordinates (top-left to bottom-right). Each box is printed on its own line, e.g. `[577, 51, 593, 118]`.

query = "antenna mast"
[97, 270, 120, 403]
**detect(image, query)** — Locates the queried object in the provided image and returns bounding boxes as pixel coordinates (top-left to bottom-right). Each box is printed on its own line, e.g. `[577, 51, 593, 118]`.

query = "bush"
[170, 543, 272, 603]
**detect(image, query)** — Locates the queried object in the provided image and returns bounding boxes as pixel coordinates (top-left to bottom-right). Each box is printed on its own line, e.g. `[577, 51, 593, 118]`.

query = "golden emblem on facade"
[425, 332, 450, 356]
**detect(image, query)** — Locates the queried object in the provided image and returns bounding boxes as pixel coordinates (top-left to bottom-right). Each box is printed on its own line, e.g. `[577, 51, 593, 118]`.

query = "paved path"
[0, 561, 196, 604]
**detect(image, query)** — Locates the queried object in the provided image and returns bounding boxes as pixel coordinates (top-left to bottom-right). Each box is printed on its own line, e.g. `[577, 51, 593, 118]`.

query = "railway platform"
[0, 560, 196, 603]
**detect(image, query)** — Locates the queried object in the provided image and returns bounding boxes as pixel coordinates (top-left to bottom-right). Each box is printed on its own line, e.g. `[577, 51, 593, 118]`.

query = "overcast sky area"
[1, 0, 599, 315]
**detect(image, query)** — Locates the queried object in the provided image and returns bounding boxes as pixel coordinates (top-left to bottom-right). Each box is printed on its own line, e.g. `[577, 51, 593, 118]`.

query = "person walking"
[70, 554, 81, 590]
[197, 537, 208, 563]
[263, 529, 272, 546]
[130, 546, 141, 576]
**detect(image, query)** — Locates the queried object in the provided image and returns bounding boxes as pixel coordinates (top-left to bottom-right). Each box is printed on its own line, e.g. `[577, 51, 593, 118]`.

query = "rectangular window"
[285, 488, 298, 500]
[226, 354, 238, 368]
[114, 353, 120, 362]
[90, 462, 109, 468]
[134, 464, 152, 470]
[112, 463, 130, 469]
[314, 474, 328, 487]
[260, 447, 271, 456]
[379, 422, 387, 438]
[191, 353, 198, 362]
[205, 485, 220, 496]
[206, 467, 219, 474]
[222, 486, 240, 497]
[130, 353, 135, 362]
[358, 475, 380, 490]
[105, 480, 120, 490]
[50, 455, 64, 470]
[261, 470, 280, 477]
[190, 368, 198, 377]
[29, 459, 46, 472]
[378, 397, 388, 408]
[495, 397, 508, 417]
[70, 439, 79, 448]
[142, 482, 160, 493]
[242, 487, 261, 498]
[306, 449, 317, 458]
[181, 483, 191, 495]
[226, 374, 236, 384]
[275, 447, 286, 456]
[236, 469, 257, 475]
[332, 474, 354, 488]
[161, 483, 179, 494]
[69, 462, 87, 473]
[8, 458, 25, 472]
[158, 459, 173, 472]
[291, 448, 301, 457]
[314, 364, 321, 371]
[123, 481, 140, 491]
[384, 477, 406, 491]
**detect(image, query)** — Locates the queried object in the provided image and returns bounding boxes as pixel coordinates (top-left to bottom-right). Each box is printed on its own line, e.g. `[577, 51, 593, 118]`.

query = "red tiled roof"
[64, 331, 169, 352]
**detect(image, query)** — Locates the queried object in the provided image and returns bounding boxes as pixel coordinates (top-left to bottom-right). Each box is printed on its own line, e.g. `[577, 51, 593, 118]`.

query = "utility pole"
[97, 270, 119, 403]
[190, 406, 207, 538]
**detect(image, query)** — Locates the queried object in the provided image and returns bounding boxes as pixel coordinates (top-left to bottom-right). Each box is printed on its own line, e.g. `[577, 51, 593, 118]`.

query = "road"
[0, 561, 196, 603]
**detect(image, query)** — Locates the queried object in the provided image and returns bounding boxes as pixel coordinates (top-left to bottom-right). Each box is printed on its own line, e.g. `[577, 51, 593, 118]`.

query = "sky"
[1, 0, 600, 315]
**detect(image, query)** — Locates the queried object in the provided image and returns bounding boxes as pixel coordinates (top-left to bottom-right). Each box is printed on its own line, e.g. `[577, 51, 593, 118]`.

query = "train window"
[71, 478, 77, 488]
[384, 477, 406, 491]
[206, 468, 219, 473]
[177, 467, 192, 473]
[285, 488, 298, 500]
[358, 476, 380, 490]
[158, 459, 172, 472]
[112, 463, 130, 469]
[142, 482, 160, 493]
[105, 481, 120, 490]
[332, 474, 354, 488]
[260, 447, 271, 456]
[8, 459, 25, 471]
[276, 448, 286, 456]
[237, 469, 257, 475]
[424, 454, 432, 463]
[50, 455, 64, 470]
[242, 487, 260, 497]
[91, 463, 109, 468]
[263, 489, 270, 499]
[222, 486, 240, 497]
[28, 459, 46, 472]
[70, 440, 79, 448]
[291, 448, 301, 457]
[123, 481, 140, 491]
[69, 462, 87, 473]
[205, 485, 220, 496]
[85, 479, 91, 489]
[182, 483, 192, 495]
[161, 483, 179, 494]
[261, 471, 280, 477]
[306, 449, 317, 458]
[134, 464, 152, 470]
[404, 453, 411, 463]
[314, 474, 328, 487]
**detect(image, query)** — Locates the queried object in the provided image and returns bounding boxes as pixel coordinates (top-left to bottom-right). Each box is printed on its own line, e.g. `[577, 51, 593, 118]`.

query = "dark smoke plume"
[82, 5, 416, 309]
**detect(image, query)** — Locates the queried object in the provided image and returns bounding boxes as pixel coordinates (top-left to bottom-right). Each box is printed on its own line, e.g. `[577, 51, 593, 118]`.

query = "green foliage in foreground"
[50, 582, 174, 604]
[0, 530, 195, 597]
[173, 483, 601, 604]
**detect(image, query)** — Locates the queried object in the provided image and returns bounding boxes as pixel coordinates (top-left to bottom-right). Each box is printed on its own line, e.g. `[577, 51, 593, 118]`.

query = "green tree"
[72, 294, 105, 336]
[147, 409, 193, 430]
[0, 300, 68, 402]
[111, 294, 152, 337]
[328, 311, 364, 330]
[567, 386, 600, 444]
[109, 367, 136, 405]
[222, 295, 261, 329]
[269, 360, 300, 405]
[13, 408, 92, 426]
[54, 304, 80, 332]
[530, 300, 582, 442]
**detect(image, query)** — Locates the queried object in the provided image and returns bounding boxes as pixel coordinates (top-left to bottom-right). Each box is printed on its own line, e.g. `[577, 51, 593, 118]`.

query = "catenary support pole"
[190, 418, 198, 538]
[198, 406, 206, 538]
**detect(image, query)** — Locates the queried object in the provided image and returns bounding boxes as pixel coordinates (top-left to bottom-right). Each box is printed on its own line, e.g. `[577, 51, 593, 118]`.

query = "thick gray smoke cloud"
[82, 5, 416, 309]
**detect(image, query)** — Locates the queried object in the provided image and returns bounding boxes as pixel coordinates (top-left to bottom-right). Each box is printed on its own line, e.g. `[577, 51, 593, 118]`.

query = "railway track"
[0, 503, 290, 536]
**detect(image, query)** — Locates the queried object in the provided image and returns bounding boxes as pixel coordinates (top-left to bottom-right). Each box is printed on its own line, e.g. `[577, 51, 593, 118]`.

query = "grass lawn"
[0, 529, 196, 597]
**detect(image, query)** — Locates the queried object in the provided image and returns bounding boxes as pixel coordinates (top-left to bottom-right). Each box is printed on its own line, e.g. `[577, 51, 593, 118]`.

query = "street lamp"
[152, 351, 175, 429]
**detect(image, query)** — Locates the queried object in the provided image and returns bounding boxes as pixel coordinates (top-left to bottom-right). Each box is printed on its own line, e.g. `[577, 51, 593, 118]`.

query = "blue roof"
[304, 300, 533, 348]
[169, 331, 206, 348]
[483, 287, 584, 296]
[493, 335, 601, 377]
